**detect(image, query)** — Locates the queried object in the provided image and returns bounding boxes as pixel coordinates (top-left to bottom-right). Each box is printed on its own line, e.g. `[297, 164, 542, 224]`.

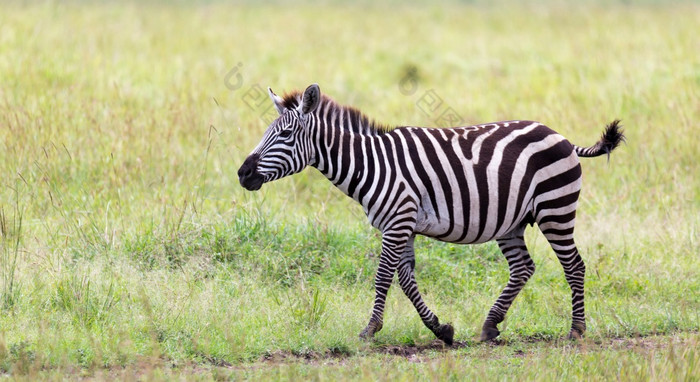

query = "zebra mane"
[280, 90, 392, 136]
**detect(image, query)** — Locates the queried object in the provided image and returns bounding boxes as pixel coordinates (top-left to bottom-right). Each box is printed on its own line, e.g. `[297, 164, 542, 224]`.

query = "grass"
[0, 0, 698, 380]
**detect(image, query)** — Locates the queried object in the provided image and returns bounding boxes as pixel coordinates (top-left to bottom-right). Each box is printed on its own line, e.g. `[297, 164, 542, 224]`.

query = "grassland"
[0, 1, 698, 380]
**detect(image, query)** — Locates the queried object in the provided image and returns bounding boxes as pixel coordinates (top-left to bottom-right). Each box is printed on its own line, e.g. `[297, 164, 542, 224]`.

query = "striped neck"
[309, 101, 390, 202]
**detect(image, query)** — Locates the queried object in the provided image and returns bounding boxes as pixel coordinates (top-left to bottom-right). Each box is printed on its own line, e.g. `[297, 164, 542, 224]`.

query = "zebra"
[238, 84, 624, 345]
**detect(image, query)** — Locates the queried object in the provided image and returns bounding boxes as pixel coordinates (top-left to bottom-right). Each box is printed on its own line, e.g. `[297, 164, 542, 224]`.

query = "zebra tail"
[574, 120, 626, 160]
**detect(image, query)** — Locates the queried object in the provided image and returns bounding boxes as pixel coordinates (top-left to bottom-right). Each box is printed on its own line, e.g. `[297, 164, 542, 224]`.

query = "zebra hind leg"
[541, 228, 586, 339]
[481, 232, 535, 342]
[397, 236, 454, 345]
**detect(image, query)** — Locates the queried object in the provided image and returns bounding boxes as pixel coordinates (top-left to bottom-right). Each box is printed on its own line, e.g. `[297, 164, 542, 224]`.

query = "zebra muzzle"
[238, 154, 264, 191]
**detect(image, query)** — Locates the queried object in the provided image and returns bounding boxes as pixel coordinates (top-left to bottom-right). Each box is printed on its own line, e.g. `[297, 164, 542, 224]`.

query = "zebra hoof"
[479, 325, 500, 342]
[359, 321, 382, 340]
[435, 323, 454, 346]
[567, 322, 586, 340]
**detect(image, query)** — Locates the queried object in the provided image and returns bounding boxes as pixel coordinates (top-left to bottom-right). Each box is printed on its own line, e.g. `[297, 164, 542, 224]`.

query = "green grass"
[0, 0, 698, 380]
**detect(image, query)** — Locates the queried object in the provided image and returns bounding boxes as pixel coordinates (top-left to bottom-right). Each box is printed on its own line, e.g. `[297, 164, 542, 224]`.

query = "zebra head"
[238, 84, 322, 191]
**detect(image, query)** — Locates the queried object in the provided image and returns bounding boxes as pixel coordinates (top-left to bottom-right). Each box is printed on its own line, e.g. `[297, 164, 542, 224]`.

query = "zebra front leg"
[397, 235, 454, 345]
[481, 233, 535, 341]
[359, 232, 408, 340]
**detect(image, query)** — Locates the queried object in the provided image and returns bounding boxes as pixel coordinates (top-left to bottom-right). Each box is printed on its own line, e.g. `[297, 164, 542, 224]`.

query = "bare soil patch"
[253, 331, 697, 366]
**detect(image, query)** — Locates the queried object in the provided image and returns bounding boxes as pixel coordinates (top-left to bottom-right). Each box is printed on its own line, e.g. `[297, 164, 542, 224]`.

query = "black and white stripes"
[238, 84, 625, 344]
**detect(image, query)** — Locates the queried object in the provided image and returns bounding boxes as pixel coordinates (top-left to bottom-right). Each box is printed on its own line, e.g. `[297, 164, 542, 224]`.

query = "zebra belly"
[413, 202, 512, 245]
[410, 157, 533, 244]
[415, 222, 487, 244]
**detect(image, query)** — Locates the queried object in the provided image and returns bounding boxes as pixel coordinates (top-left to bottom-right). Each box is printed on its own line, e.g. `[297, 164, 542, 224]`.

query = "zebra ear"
[299, 83, 321, 115]
[268, 87, 285, 115]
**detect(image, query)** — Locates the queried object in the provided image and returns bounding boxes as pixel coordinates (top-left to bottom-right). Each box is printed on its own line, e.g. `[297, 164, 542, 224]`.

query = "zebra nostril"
[238, 165, 252, 178]
[238, 154, 260, 179]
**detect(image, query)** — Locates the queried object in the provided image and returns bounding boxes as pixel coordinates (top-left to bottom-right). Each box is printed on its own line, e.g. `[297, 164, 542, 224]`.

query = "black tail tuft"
[600, 120, 625, 155]
[574, 120, 626, 159]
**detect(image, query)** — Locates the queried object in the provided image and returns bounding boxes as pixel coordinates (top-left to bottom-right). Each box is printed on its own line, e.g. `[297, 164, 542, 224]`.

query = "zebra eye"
[279, 129, 293, 138]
